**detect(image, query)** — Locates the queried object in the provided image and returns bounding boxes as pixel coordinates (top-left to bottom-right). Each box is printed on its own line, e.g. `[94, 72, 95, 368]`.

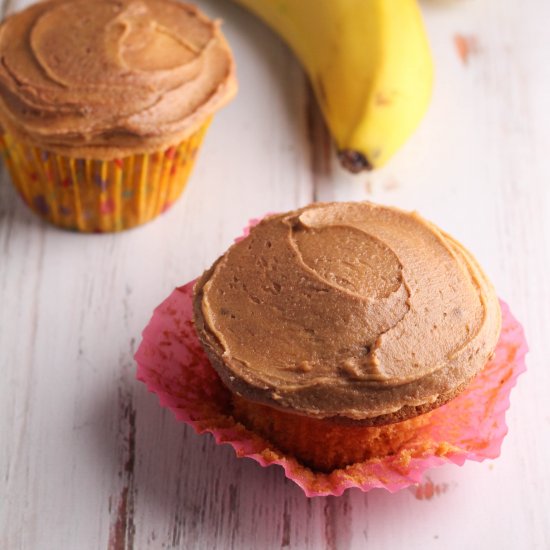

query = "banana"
[232, 0, 434, 172]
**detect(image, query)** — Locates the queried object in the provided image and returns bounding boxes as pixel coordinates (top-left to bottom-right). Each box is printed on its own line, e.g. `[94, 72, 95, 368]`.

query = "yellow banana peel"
[232, 0, 434, 172]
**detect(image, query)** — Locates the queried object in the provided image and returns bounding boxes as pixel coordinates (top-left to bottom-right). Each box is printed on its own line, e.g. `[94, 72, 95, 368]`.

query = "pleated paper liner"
[0, 120, 210, 232]
[135, 274, 527, 497]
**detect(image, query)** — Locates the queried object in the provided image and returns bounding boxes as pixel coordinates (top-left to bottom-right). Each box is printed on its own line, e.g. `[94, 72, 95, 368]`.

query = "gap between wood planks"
[305, 79, 333, 203]
[1, 0, 15, 18]
[108, 386, 137, 550]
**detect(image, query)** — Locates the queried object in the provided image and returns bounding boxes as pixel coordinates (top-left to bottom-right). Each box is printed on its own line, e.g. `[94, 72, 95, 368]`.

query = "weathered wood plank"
[0, 0, 549, 549]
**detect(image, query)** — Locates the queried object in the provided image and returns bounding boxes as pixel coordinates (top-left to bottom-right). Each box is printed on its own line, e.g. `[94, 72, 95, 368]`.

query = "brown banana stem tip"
[338, 149, 373, 173]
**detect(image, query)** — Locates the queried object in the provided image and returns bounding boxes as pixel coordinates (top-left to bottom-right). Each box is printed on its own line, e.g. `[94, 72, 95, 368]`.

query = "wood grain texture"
[1, 0, 549, 549]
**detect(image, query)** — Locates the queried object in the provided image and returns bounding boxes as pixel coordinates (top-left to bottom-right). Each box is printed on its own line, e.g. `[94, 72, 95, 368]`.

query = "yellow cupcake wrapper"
[0, 119, 210, 232]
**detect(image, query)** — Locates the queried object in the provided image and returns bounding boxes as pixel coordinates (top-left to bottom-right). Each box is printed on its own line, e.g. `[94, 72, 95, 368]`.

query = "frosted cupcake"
[0, 0, 236, 232]
[192, 202, 502, 472]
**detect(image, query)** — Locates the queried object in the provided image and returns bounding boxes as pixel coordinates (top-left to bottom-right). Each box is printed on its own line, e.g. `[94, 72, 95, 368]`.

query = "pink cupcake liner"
[135, 222, 528, 497]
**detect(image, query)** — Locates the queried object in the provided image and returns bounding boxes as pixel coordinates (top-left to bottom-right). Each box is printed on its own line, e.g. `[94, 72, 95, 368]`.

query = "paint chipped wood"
[1, 0, 550, 549]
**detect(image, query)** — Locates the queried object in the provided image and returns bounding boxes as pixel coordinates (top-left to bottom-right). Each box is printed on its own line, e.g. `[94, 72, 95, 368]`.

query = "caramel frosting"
[194, 202, 502, 423]
[0, 0, 236, 158]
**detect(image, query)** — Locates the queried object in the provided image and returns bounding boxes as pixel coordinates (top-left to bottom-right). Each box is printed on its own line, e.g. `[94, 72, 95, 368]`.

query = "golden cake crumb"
[232, 395, 431, 472]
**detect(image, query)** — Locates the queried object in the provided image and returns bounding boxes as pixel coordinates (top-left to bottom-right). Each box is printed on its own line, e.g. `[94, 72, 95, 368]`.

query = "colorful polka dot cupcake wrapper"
[0, 120, 210, 232]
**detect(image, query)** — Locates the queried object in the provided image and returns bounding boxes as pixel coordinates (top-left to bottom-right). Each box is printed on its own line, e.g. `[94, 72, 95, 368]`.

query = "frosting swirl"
[0, 0, 236, 158]
[194, 202, 501, 422]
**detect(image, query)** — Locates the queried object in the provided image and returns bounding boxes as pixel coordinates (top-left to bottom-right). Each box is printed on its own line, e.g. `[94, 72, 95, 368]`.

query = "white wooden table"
[1, 1, 549, 548]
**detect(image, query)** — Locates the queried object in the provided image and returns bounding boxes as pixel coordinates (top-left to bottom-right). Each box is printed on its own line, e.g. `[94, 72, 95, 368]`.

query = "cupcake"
[192, 202, 502, 472]
[0, 0, 236, 232]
